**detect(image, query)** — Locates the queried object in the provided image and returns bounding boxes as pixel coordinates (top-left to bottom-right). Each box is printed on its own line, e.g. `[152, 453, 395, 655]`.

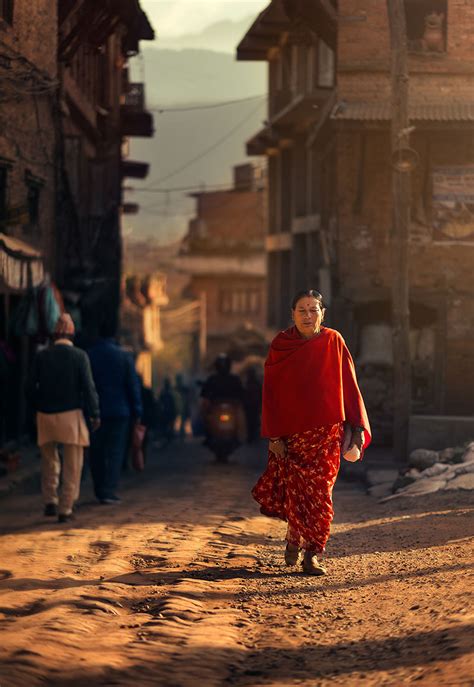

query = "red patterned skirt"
[252, 423, 344, 553]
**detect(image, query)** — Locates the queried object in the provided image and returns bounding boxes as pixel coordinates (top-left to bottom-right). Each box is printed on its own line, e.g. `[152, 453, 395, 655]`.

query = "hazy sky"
[140, 0, 268, 38]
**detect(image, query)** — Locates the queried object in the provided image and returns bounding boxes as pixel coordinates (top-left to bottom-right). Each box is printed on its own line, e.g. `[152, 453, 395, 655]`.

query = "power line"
[130, 182, 236, 194]
[142, 99, 266, 188]
[150, 94, 265, 113]
[130, 180, 266, 195]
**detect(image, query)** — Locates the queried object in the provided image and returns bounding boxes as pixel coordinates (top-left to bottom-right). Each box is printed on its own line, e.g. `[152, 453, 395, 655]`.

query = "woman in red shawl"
[252, 290, 371, 575]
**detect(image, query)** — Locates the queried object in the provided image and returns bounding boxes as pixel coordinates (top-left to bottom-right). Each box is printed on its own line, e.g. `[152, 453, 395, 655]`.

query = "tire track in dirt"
[0, 445, 259, 687]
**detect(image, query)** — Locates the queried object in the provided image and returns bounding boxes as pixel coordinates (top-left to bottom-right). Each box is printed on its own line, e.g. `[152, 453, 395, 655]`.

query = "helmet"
[214, 353, 231, 375]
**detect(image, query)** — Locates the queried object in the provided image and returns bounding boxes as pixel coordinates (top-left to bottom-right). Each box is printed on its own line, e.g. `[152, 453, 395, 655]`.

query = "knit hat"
[54, 313, 75, 337]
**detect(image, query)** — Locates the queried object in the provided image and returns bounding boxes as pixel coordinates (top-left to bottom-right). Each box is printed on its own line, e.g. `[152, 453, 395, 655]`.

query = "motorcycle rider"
[200, 353, 246, 445]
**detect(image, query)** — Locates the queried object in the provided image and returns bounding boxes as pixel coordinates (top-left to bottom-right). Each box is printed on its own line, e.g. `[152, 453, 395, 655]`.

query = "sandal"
[284, 542, 302, 566]
[302, 552, 327, 576]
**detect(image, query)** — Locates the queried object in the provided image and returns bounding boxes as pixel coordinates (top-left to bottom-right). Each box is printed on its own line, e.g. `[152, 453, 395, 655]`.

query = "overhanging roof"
[246, 126, 280, 156]
[120, 109, 154, 137]
[0, 233, 43, 291]
[331, 101, 474, 122]
[237, 0, 336, 61]
[121, 160, 150, 179]
[237, 1, 290, 61]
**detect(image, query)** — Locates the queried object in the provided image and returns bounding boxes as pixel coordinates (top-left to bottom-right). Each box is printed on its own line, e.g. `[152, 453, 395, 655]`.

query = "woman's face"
[292, 297, 324, 338]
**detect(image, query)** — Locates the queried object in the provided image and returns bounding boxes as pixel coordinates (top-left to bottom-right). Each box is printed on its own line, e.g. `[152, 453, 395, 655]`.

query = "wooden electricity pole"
[386, 0, 412, 461]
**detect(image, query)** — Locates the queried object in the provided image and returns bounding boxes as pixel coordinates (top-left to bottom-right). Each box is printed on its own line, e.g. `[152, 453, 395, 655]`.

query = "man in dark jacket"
[28, 313, 100, 522]
[87, 328, 143, 504]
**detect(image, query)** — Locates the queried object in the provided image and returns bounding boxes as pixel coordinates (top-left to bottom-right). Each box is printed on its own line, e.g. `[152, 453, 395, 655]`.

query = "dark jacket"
[87, 338, 143, 419]
[28, 343, 100, 418]
[201, 373, 244, 403]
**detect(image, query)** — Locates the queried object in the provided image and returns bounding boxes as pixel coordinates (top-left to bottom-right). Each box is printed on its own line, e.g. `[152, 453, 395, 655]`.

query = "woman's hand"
[342, 424, 364, 453]
[342, 423, 352, 454]
[350, 428, 364, 451]
[269, 437, 287, 459]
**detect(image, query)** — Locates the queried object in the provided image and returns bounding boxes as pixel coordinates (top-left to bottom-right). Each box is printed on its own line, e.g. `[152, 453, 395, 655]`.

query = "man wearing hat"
[28, 313, 100, 522]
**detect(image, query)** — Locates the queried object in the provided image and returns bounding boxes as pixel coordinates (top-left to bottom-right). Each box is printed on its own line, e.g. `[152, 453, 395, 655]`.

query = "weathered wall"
[194, 189, 266, 244]
[334, 0, 474, 430]
[189, 274, 267, 337]
[336, 128, 474, 417]
[0, 0, 57, 273]
[338, 0, 474, 104]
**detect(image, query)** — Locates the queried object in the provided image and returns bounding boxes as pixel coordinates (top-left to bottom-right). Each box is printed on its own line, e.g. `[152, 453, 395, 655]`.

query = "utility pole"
[386, 0, 412, 461]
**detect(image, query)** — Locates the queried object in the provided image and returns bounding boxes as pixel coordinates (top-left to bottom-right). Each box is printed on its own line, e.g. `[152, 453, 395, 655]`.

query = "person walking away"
[175, 373, 191, 439]
[253, 290, 371, 575]
[28, 313, 100, 523]
[157, 377, 177, 445]
[87, 327, 142, 504]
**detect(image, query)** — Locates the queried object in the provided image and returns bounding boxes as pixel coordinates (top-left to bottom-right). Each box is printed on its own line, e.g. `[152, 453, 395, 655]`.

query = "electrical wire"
[150, 94, 265, 113]
[141, 98, 266, 188]
[129, 179, 264, 195]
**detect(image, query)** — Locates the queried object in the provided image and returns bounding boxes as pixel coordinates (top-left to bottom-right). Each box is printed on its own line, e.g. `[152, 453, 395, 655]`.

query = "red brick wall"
[338, 1, 474, 105]
[195, 190, 266, 243]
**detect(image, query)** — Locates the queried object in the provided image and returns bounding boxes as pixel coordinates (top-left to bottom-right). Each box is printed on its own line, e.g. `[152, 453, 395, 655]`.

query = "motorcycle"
[205, 400, 242, 463]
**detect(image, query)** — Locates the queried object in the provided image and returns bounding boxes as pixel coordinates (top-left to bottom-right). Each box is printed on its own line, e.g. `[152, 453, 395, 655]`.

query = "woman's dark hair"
[291, 290, 324, 310]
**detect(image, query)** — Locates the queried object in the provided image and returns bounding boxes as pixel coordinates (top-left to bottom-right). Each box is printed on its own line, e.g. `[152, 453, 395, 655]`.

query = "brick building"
[238, 0, 474, 444]
[238, 0, 337, 331]
[178, 163, 268, 362]
[0, 1, 58, 442]
[0, 1, 57, 285]
[0, 0, 154, 445]
[57, 1, 154, 338]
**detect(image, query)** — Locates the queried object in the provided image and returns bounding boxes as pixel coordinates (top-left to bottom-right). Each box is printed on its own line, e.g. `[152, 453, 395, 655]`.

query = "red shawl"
[261, 326, 371, 450]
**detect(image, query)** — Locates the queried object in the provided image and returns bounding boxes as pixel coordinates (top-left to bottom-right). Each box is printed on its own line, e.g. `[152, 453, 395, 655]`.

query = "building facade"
[0, 0, 59, 443]
[238, 0, 337, 331]
[238, 0, 474, 443]
[178, 163, 268, 363]
[57, 1, 154, 338]
[0, 0, 154, 446]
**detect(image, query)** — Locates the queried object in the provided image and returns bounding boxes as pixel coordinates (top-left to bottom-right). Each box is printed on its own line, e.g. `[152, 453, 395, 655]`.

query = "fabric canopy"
[0, 232, 44, 291]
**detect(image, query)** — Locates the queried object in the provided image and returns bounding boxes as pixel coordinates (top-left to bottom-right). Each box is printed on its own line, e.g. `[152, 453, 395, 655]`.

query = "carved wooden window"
[220, 288, 261, 315]
[404, 0, 447, 53]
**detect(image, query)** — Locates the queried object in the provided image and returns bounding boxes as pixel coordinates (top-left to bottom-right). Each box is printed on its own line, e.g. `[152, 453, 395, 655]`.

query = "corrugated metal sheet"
[331, 101, 474, 121]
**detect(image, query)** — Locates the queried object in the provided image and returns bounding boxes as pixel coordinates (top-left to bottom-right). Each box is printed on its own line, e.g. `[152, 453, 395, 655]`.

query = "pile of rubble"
[366, 442, 474, 501]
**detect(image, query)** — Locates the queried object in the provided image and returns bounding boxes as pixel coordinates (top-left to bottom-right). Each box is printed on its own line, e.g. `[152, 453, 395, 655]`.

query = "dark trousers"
[89, 417, 130, 500]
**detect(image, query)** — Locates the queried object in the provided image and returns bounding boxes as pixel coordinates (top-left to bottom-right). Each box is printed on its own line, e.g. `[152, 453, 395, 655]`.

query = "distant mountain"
[139, 48, 266, 106]
[125, 47, 267, 242]
[154, 15, 259, 54]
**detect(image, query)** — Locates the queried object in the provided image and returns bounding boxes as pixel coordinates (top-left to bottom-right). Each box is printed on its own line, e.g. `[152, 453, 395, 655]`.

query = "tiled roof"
[331, 101, 474, 121]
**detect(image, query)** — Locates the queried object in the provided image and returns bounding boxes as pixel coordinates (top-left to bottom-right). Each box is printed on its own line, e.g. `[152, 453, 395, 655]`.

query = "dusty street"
[0, 439, 472, 687]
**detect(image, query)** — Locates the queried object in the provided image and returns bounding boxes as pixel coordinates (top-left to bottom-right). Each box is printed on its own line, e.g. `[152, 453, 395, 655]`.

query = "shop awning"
[331, 101, 474, 122]
[0, 233, 44, 291]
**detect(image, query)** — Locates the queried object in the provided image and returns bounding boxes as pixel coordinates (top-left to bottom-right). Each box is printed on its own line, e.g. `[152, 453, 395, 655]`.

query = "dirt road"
[0, 440, 472, 686]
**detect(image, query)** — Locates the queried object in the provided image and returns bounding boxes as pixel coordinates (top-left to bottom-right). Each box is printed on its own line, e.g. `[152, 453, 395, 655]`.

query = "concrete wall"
[409, 415, 474, 452]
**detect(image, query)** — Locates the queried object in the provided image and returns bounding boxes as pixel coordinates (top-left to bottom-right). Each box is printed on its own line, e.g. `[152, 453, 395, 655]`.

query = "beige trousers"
[40, 443, 84, 515]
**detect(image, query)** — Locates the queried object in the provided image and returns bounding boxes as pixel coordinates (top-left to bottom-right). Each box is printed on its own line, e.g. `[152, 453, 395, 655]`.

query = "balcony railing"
[124, 82, 145, 111]
[121, 82, 153, 137]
